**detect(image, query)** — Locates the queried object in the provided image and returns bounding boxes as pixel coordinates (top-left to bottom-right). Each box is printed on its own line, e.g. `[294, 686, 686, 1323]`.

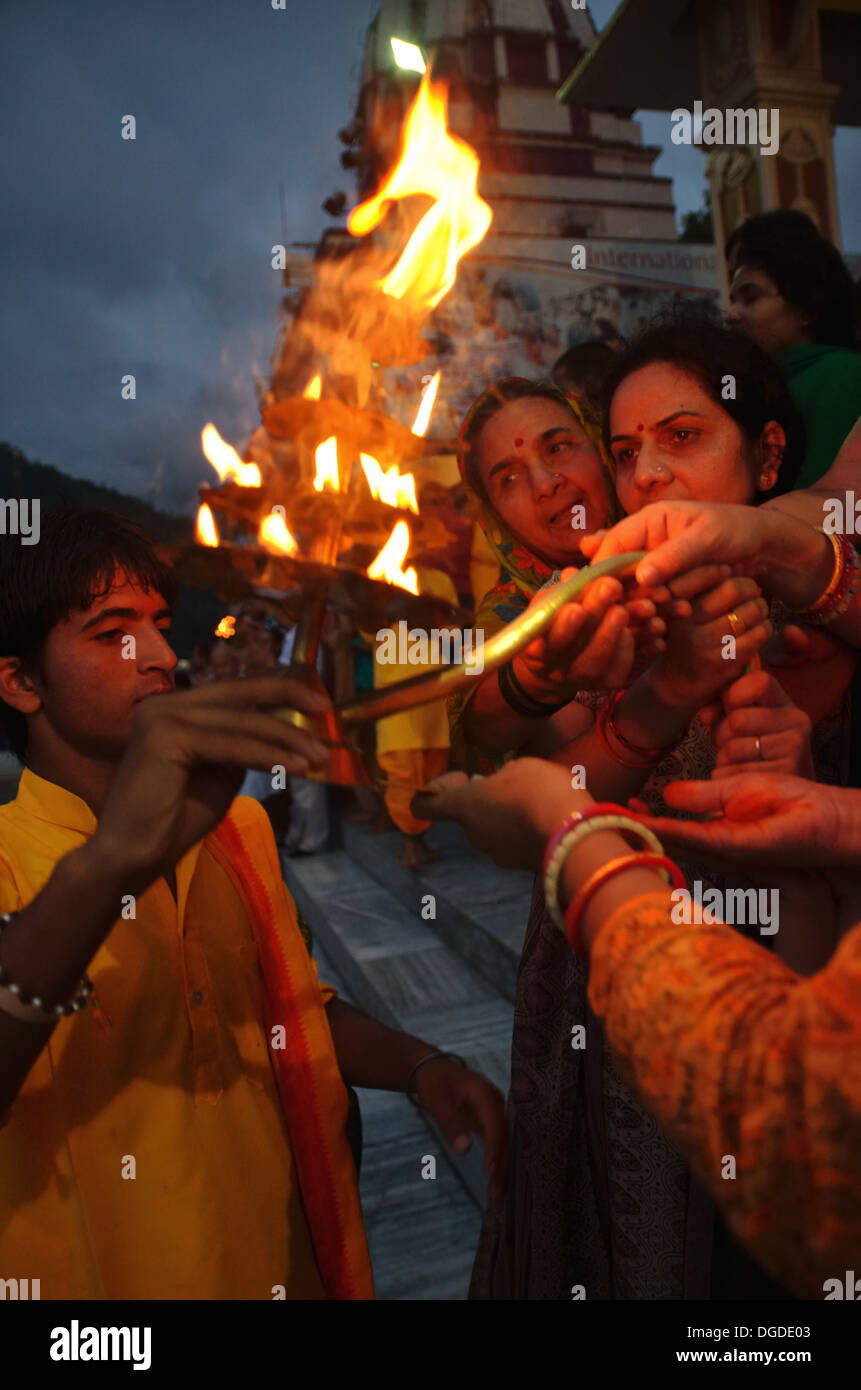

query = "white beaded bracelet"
[0, 911, 94, 1023]
[543, 814, 665, 930]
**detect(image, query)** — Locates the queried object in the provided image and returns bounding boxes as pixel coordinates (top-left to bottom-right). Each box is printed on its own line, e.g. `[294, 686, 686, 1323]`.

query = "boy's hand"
[413, 1057, 507, 1204]
[89, 676, 331, 890]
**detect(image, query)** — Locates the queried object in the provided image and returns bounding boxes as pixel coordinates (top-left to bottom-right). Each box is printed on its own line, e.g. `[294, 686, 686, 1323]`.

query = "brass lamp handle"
[337, 551, 646, 727]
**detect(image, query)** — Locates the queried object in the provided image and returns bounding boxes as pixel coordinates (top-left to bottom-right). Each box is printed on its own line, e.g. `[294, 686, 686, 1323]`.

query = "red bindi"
[514, 437, 524, 447]
[636, 424, 644, 432]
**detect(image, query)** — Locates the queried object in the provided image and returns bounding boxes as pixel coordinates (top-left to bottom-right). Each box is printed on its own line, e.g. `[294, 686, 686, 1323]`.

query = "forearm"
[460, 670, 527, 755]
[586, 890, 860, 1298]
[325, 997, 441, 1091]
[546, 670, 696, 802]
[0, 841, 138, 1113]
[460, 662, 557, 757]
[763, 496, 861, 646]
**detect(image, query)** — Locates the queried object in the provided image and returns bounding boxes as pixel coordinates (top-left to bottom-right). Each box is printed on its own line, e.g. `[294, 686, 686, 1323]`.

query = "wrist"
[559, 828, 667, 940]
[81, 833, 159, 898]
[760, 516, 833, 608]
[408, 1050, 466, 1095]
[833, 789, 861, 868]
[626, 667, 698, 735]
[511, 653, 573, 706]
[538, 786, 594, 843]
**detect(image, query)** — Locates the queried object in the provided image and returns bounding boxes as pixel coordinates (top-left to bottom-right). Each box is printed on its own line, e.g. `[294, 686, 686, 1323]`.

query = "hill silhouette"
[0, 442, 225, 656]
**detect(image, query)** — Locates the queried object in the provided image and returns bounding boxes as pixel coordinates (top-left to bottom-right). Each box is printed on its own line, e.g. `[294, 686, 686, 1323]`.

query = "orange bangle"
[564, 852, 685, 956]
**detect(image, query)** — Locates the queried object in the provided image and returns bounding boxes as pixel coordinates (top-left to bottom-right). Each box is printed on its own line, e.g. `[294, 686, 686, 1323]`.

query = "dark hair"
[601, 309, 806, 498]
[0, 508, 177, 761]
[725, 210, 859, 348]
[457, 377, 580, 500]
[552, 340, 618, 402]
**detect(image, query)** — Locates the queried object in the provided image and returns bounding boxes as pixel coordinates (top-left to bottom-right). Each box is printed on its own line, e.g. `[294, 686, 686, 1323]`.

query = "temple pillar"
[694, 0, 842, 299]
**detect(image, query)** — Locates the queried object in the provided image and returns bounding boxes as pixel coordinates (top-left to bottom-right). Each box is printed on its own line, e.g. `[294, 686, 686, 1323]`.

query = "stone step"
[339, 818, 534, 1004]
[281, 845, 514, 1210]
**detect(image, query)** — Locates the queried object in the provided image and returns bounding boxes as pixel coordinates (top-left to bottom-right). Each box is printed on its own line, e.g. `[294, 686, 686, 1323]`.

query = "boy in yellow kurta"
[0, 509, 505, 1299]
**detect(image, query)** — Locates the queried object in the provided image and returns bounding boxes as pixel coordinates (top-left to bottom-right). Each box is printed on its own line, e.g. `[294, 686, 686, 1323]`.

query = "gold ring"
[727, 611, 745, 638]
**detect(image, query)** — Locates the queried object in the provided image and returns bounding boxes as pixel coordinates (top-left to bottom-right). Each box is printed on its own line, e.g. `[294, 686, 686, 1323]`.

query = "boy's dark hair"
[0, 508, 177, 761]
[600, 308, 806, 499]
[725, 210, 859, 348]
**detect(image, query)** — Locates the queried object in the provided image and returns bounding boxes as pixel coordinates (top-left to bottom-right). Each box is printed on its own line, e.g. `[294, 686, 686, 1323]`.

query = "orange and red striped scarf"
[210, 804, 374, 1300]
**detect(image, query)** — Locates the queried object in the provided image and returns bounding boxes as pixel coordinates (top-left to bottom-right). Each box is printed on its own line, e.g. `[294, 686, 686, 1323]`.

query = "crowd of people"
[0, 209, 859, 1300]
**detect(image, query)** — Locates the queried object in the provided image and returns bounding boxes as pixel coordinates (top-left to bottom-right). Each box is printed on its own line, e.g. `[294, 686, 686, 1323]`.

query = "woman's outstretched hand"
[411, 760, 586, 870]
[512, 575, 636, 703]
[629, 772, 847, 871]
[580, 500, 832, 610]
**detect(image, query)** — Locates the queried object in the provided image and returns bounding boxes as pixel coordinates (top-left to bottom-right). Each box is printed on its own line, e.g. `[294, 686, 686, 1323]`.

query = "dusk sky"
[2, 0, 859, 514]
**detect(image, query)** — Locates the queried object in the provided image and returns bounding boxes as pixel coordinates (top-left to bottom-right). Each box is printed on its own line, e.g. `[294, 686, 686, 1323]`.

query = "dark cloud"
[2, 0, 857, 517]
[0, 0, 377, 510]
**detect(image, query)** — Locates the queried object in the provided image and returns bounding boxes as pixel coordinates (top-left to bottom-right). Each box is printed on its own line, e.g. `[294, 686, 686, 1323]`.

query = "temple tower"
[343, 1, 677, 242]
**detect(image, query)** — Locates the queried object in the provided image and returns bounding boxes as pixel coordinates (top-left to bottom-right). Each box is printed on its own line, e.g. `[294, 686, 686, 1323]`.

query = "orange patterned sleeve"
[588, 890, 861, 1299]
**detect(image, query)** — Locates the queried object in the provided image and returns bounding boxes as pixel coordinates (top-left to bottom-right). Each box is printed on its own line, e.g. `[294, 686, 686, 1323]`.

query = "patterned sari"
[449, 384, 851, 1298]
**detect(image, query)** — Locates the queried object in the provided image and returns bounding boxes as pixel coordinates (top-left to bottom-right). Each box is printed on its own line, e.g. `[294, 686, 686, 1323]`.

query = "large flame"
[347, 73, 492, 310]
[360, 453, 418, 513]
[196, 503, 220, 547]
[411, 371, 440, 437]
[259, 510, 298, 555]
[214, 615, 236, 639]
[367, 520, 419, 594]
[313, 436, 340, 493]
[201, 424, 262, 487]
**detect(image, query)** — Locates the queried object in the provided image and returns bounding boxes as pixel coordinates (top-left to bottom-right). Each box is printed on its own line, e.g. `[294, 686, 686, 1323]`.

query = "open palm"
[631, 772, 845, 871]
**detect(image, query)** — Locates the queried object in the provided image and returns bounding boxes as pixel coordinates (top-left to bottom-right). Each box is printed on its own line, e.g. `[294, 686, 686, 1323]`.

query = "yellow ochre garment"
[0, 769, 370, 1300]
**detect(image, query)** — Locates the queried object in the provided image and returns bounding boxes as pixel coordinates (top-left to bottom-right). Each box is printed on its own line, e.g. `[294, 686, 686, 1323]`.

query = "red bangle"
[596, 691, 676, 769]
[797, 533, 860, 625]
[564, 852, 686, 957]
[541, 802, 638, 878]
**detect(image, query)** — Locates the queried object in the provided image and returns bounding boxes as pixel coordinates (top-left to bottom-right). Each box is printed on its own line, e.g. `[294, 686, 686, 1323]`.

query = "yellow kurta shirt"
[0, 770, 334, 1300]
[373, 567, 459, 754]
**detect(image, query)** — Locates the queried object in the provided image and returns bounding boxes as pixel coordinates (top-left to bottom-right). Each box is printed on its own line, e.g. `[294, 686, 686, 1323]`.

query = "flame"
[391, 37, 426, 73]
[360, 453, 418, 514]
[196, 503, 220, 548]
[411, 371, 441, 437]
[367, 520, 419, 594]
[303, 374, 322, 400]
[347, 73, 492, 310]
[201, 424, 262, 487]
[313, 436, 340, 492]
[214, 615, 236, 639]
[259, 510, 298, 555]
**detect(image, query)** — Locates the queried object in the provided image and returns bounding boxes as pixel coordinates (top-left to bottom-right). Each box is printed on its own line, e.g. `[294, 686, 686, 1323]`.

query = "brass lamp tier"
[277, 551, 646, 786]
[175, 538, 645, 787]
